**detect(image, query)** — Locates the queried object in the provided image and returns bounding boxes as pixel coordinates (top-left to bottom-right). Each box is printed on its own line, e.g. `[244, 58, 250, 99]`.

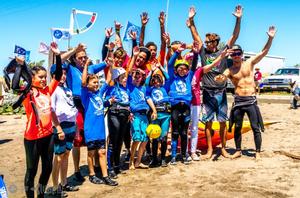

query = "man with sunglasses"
[187, 5, 243, 159]
[215, 26, 277, 159]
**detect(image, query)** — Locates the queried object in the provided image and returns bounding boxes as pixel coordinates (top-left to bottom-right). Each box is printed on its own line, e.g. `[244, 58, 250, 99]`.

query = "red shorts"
[73, 110, 85, 147]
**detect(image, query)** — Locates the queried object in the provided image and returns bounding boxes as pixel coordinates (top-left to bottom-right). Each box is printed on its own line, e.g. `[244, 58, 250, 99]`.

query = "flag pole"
[68, 37, 71, 50]
[165, 0, 170, 33]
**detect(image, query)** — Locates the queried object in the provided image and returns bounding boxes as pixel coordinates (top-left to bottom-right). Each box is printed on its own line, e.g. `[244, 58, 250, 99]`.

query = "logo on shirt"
[175, 80, 187, 93]
[91, 96, 104, 116]
[152, 89, 163, 102]
[120, 90, 129, 103]
[138, 90, 145, 102]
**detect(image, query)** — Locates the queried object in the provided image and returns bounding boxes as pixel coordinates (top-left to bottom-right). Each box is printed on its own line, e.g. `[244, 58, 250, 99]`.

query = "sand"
[1, 102, 300, 198]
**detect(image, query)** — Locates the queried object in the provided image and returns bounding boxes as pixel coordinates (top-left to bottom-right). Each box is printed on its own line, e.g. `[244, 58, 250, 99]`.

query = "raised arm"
[226, 5, 243, 47]
[203, 48, 233, 73]
[159, 11, 166, 65]
[139, 12, 149, 47]
[102, 27, 114, 61]
[81, 59, 90, 87]
[61, 43, 86, 63]
[250, 26, 276, 67]
[188, 6, 203, 49]
[114, 21, 123, 48]
[129, 30, 138, 56]
[128, 46, 140, 74]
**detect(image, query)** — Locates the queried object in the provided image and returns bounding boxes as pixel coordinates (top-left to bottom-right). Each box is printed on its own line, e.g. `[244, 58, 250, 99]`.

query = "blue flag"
[14, 45, 26, 55]
[123, 21, 141, 42]
[25, 51, 30, 63]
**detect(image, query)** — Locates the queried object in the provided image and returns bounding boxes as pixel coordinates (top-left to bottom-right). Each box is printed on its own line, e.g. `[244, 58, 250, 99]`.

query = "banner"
[14, 45, 26, 55]
[51, 28, 71, 42]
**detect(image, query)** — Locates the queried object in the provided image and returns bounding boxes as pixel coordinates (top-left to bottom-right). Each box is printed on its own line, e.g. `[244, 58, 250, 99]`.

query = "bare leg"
[98, 149, 108, 177]
[202, 122, 213, 160]
[52, 154, 63, 190]
[135, 142, 148, 168]
[219, 122, 231, 158]
[60, 151, 69, 186]
[72, 147, 80, 173]
[87, 150, 95, 176]
[129, 142, 139, 170]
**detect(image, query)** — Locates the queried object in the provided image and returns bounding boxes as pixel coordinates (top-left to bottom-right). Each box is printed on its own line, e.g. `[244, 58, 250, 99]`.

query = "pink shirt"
[191, 67, 203, 105]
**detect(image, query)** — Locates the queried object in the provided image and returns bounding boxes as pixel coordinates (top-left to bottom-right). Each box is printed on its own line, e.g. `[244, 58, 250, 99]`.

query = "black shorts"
[86, 140, 106, 151]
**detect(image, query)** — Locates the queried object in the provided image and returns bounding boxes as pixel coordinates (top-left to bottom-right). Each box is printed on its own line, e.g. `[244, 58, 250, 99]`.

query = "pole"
[165, 0, 170, 33]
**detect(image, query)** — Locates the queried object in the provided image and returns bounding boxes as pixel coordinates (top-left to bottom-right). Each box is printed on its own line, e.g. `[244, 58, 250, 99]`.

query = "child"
[81, 58, 118, 186]
[145, 65, 171, 167]
[167, 42, 198, 165]
[11, 42, 62, 197]
[105, 67, 130, 178]
[50, 63, 79, 196]
[127, 47, 157, 169]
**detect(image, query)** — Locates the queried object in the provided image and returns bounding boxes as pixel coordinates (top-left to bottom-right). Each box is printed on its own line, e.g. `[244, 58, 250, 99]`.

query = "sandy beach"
[1, 101, 300, 198]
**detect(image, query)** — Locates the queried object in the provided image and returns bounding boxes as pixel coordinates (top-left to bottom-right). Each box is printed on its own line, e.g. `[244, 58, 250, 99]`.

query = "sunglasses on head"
[231, 51, 242, 57]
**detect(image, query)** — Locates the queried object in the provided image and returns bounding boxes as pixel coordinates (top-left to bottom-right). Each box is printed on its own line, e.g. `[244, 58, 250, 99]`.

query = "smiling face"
[132, 70, 145, 86]
[117, 73, 127, 87]
[231, 50, 243, 64]
[32, 70, 47, 88]
[114, 49, 127, 67]
[151, 74, 163, 88]
[74, 50, 88, 67]
[205, 33, 219, 52]
[148, 45, 157, 60]
[87, 75, 99, 92]
[135, 52, 147, 67]
[176, 65, 189, 77]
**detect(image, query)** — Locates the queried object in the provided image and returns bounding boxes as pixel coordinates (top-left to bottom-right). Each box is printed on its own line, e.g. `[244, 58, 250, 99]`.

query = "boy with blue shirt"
[81, 58, 118, 186]
[168, 42, 198, 165]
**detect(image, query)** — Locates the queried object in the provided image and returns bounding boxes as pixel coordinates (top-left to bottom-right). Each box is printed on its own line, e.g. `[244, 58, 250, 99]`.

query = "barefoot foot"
[231, 150, 242, 159]
[221, 148, 231, 158]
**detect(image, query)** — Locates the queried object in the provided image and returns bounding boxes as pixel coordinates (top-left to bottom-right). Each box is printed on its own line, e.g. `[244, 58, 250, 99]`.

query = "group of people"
[4, 5, 276, 198]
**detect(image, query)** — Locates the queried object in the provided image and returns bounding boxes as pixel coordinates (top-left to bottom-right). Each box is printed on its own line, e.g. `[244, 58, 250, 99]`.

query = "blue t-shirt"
[127, 75, 149, 112]
[147, 86, 170, 105]
[81, 84, 108, 142]
[104, 83, 130, 106]
[167, 52, 194, 106]
[66, 62, 107, 97]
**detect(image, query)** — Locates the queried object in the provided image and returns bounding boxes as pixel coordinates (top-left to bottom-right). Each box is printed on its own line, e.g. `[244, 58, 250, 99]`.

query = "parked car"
[262, 67, 300, 92]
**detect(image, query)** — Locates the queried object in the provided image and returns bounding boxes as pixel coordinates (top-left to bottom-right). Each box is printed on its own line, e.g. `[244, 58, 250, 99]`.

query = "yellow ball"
[146, 124, 162, 139]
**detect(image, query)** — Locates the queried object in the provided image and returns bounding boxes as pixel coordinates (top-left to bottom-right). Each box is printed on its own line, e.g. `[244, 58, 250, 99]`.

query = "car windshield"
[274, 69, 299, 75]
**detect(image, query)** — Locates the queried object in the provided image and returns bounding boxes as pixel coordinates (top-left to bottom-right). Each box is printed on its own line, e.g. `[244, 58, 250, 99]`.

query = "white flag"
[51, 28, 71, 42]
[38, 42, 50, 55]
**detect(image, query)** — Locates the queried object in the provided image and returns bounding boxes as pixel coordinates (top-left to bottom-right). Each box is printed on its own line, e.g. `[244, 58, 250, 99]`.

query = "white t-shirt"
[51, 85, 78, 123]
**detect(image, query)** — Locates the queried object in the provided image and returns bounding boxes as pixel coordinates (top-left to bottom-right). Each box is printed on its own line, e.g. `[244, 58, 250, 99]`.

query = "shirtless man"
[215, 26, 276, 159]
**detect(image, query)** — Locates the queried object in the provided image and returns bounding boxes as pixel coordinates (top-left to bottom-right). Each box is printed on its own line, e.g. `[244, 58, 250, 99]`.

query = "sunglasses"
[205, 40, 217, 44]
[231, 51, 242, 57]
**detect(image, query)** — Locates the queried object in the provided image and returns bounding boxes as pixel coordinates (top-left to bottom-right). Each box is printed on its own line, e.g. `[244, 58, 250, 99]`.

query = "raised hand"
[129, 30, 137, 40]
[162, 33, 170, 46]
[50, 42, 60, 55]
[159, 11, 166, 25]
[267, 26, 276, 38]
[177, 43, 187, 52]
[105, 42, 115, 51]
[221, 48, 235, 58]
[114, 21, 123, 31]
[214, 74, 227, 83]
[15, 56, 25, 65]
[133, 46, 140, 56]
[105, 57, 114, 67]
[140, 12, 149, 26]
[186, 19, 191, 28]
[76, 43, 87, 52]
[192, 41, 200, 53]
[85, 58, 91, 67]
[232, 4, 243, 18]
[105, 27, 114, 38]
[189, 6, 196, 19]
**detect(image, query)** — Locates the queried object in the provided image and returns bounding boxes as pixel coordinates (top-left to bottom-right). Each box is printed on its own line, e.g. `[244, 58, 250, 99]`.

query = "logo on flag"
[123, 21, 141, 42]
[51, 28, 71, 42]
[14, 45, 26, 55]
[38, 42, 50, 55]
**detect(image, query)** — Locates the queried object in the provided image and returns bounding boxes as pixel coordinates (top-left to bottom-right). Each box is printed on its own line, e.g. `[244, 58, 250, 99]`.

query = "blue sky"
[0, 0, 299, 74]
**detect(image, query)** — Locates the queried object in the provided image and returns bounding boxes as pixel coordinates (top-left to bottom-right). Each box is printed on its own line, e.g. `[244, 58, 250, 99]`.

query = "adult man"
[215, 26, 277, 159]
[187, 5, 242, 159]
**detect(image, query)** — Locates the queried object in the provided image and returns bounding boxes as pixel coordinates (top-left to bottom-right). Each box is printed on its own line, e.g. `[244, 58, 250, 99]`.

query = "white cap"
[112, 67, 126, 80]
